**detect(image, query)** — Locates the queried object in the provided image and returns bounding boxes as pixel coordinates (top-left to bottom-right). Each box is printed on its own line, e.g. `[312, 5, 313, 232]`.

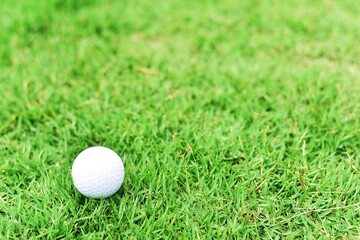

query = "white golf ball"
[71, 146, 125, 198]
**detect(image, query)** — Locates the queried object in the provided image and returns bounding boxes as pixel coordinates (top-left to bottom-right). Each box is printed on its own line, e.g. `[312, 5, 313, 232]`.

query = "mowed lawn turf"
[1, 0, 359, 238]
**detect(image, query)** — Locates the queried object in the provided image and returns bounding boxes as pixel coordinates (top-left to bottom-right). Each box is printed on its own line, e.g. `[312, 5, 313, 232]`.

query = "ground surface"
[1, 0, 359, 238]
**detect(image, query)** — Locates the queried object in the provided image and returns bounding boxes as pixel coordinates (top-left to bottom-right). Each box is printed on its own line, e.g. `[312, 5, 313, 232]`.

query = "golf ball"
[71, 146, 125, 198]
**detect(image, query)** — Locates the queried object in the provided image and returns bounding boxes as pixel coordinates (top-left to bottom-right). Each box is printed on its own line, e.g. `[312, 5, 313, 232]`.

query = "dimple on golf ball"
[71, 146, 125, 198]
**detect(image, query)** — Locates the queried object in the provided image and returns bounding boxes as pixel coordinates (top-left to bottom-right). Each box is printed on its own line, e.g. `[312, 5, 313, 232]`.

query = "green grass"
[1, 0, 360, 238]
